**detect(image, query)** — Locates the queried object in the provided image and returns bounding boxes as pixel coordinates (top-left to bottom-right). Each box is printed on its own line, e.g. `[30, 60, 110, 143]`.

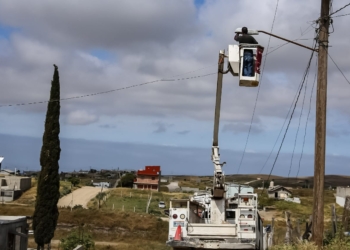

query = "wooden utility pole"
[312, 0, 330, 246]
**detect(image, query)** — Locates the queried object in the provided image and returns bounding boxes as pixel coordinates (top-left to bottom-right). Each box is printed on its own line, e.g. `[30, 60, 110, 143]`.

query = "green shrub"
[60, 228, 95, 250]
[60, 186, 71, 198]
[159, 186, 169, 192]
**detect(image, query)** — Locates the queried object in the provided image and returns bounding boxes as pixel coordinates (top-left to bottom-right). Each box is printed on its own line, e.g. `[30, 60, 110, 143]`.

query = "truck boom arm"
[212, 50, 227, 198]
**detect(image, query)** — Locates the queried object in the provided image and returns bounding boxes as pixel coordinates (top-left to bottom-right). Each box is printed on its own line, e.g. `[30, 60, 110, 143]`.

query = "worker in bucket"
[234, 27, 258, 77]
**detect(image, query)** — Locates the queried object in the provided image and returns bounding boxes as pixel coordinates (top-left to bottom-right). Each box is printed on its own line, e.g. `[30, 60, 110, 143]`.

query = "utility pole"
[312, 0, 330, 246]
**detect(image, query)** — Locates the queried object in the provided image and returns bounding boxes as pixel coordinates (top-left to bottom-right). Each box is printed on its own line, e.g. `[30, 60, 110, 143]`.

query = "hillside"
[2, 174, 349, 249]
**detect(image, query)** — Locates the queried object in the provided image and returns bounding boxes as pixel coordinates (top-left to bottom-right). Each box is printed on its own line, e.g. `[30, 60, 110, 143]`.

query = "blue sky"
[0, 25, 17, 39]
[0, 0, 350, 176]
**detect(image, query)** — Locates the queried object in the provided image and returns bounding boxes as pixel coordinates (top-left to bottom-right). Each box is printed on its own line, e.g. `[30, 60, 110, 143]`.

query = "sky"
[0, 0, 350, 177]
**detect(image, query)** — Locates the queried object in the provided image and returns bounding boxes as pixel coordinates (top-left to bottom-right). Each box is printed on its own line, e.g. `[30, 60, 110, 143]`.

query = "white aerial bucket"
[239, 44, 264, 87]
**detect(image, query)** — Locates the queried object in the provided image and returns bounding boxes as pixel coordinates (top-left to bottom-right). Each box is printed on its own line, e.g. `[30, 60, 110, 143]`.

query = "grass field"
[258, 188, 344, 246]
[88, 188, 190, 215]
[3, 175, 350, 249]
[3, 186, 188, 250]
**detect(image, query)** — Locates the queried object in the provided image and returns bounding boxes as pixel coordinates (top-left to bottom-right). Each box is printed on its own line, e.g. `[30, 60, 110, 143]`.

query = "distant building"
[92, 182, 110, 188]
[22, 171, 39, 177]
[0, 216, 28, 250]
[0, 169, 15, 176]
[0, 156, 4, 171]
[133, 166, 161, 191]
[0, 176, 32, 202]
[336, 186, 350, 207]
[267, 181, 292, 200]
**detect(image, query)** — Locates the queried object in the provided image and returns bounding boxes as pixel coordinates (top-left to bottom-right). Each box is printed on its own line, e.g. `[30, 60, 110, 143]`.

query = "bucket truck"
[166, 38, 266, 249]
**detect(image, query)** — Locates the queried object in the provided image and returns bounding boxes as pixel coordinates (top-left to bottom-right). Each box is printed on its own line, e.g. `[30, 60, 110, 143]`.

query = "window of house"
[152, 177, 155, 180]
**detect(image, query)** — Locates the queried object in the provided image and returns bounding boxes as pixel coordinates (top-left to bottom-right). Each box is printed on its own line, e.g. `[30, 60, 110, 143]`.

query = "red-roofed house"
[133, 166, 161, 191]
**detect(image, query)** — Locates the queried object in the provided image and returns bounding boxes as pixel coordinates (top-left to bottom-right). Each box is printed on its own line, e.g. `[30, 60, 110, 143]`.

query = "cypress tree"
[33, 65, 61, 250]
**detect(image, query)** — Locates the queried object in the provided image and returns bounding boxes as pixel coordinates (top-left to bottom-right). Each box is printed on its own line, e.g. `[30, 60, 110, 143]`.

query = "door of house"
[275, 192, 278, 198]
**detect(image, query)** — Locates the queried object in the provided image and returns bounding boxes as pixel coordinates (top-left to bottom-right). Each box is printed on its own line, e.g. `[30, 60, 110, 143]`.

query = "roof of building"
[0, 216, 27, 224]
[137, 166, 161, 176]
[1, 169, 15, 173]
[267, 185, 292, 193]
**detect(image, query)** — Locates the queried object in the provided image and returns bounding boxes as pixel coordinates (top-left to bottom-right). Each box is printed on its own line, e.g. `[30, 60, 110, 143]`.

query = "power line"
[236, 0, 280, 174]
[258, 37, 316, 175]
[332, 12, 350, 17]
[330, 2, 350, 16]
[287, 57, 311, 182]
[296, 58, 318, 179]
[265, 24, 315, 56]
[0, 72, 216, 108]
[317, 2, 350, 20]
[169, 64, 218, 77]
[257, 28, 317, 175]
[267, 38, 312, 49]
[327, 52, 350, 84]
[263, 43, 316, 192]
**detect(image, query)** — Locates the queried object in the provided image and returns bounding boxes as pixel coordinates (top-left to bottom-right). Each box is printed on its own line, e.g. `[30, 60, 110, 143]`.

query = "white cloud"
[0, 0, 350, 174]
[65, 110, 98, 125]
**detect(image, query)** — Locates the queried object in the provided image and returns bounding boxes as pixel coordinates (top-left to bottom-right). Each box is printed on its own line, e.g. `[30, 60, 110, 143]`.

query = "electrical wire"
[327, 52, 350, 85]
[258, 36, 316, 175]
[265, 24, 315, 56]
[262, 42, 317, 192]
[267, 38, 312, 49]
[316, 2, 350, 21]
[329, 2, 350, 16]
[296, 58, 318, 180]
[0, 72, 216, 108]
[286, 58, 311, 182]
[332, 13, 350, 18]
[236, 0, 280, 174]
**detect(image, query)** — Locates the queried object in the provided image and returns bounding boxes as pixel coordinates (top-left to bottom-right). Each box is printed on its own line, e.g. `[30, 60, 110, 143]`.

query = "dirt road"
[166, 181, 180, 192]
[57, 186, 103, 209]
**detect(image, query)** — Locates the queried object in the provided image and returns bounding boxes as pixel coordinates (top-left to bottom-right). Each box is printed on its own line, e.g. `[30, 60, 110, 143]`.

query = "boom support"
[212, 50, 226, 198]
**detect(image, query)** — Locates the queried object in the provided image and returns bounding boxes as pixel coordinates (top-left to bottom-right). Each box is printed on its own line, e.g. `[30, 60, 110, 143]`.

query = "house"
[0, 216, 28, 250]
[22, 171, 39, 177]
[0, 169, 15, 176]
[267, 181, 292, 200]
[336, 186, 350, 207]
[0, 176, 32, 202]
[133, 166, 161, 191]
[0, 156, 4, 170]
[93, 182, 110, 188]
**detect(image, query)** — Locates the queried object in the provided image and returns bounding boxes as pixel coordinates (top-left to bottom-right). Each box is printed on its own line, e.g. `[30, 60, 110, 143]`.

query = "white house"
[267, 181, 292, 200]
[93, 182, 110, 188]
[336, 186, 350, 207]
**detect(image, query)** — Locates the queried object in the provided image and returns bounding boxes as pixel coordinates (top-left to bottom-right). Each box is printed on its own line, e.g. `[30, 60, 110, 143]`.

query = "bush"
[60, 228, 95, 250]
[95, 192, 106, 200]
[69, 177, 80, 187]
[159, 186, 169, 192]
[149, 209, 162, 216]
[118, 173, 136, 188]
[73, 205, 84, 210]
[60, 186, 71, 198]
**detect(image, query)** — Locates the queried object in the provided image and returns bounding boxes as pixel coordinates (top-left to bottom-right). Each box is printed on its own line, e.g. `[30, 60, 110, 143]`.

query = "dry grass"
[270, 239, 350, 250]
[258, 188, 344, 246]
[5, 176, 350, 249]
[258, 189, 341, 222]
[10, 180, 81, 206]
[88, 188, 190, 215]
